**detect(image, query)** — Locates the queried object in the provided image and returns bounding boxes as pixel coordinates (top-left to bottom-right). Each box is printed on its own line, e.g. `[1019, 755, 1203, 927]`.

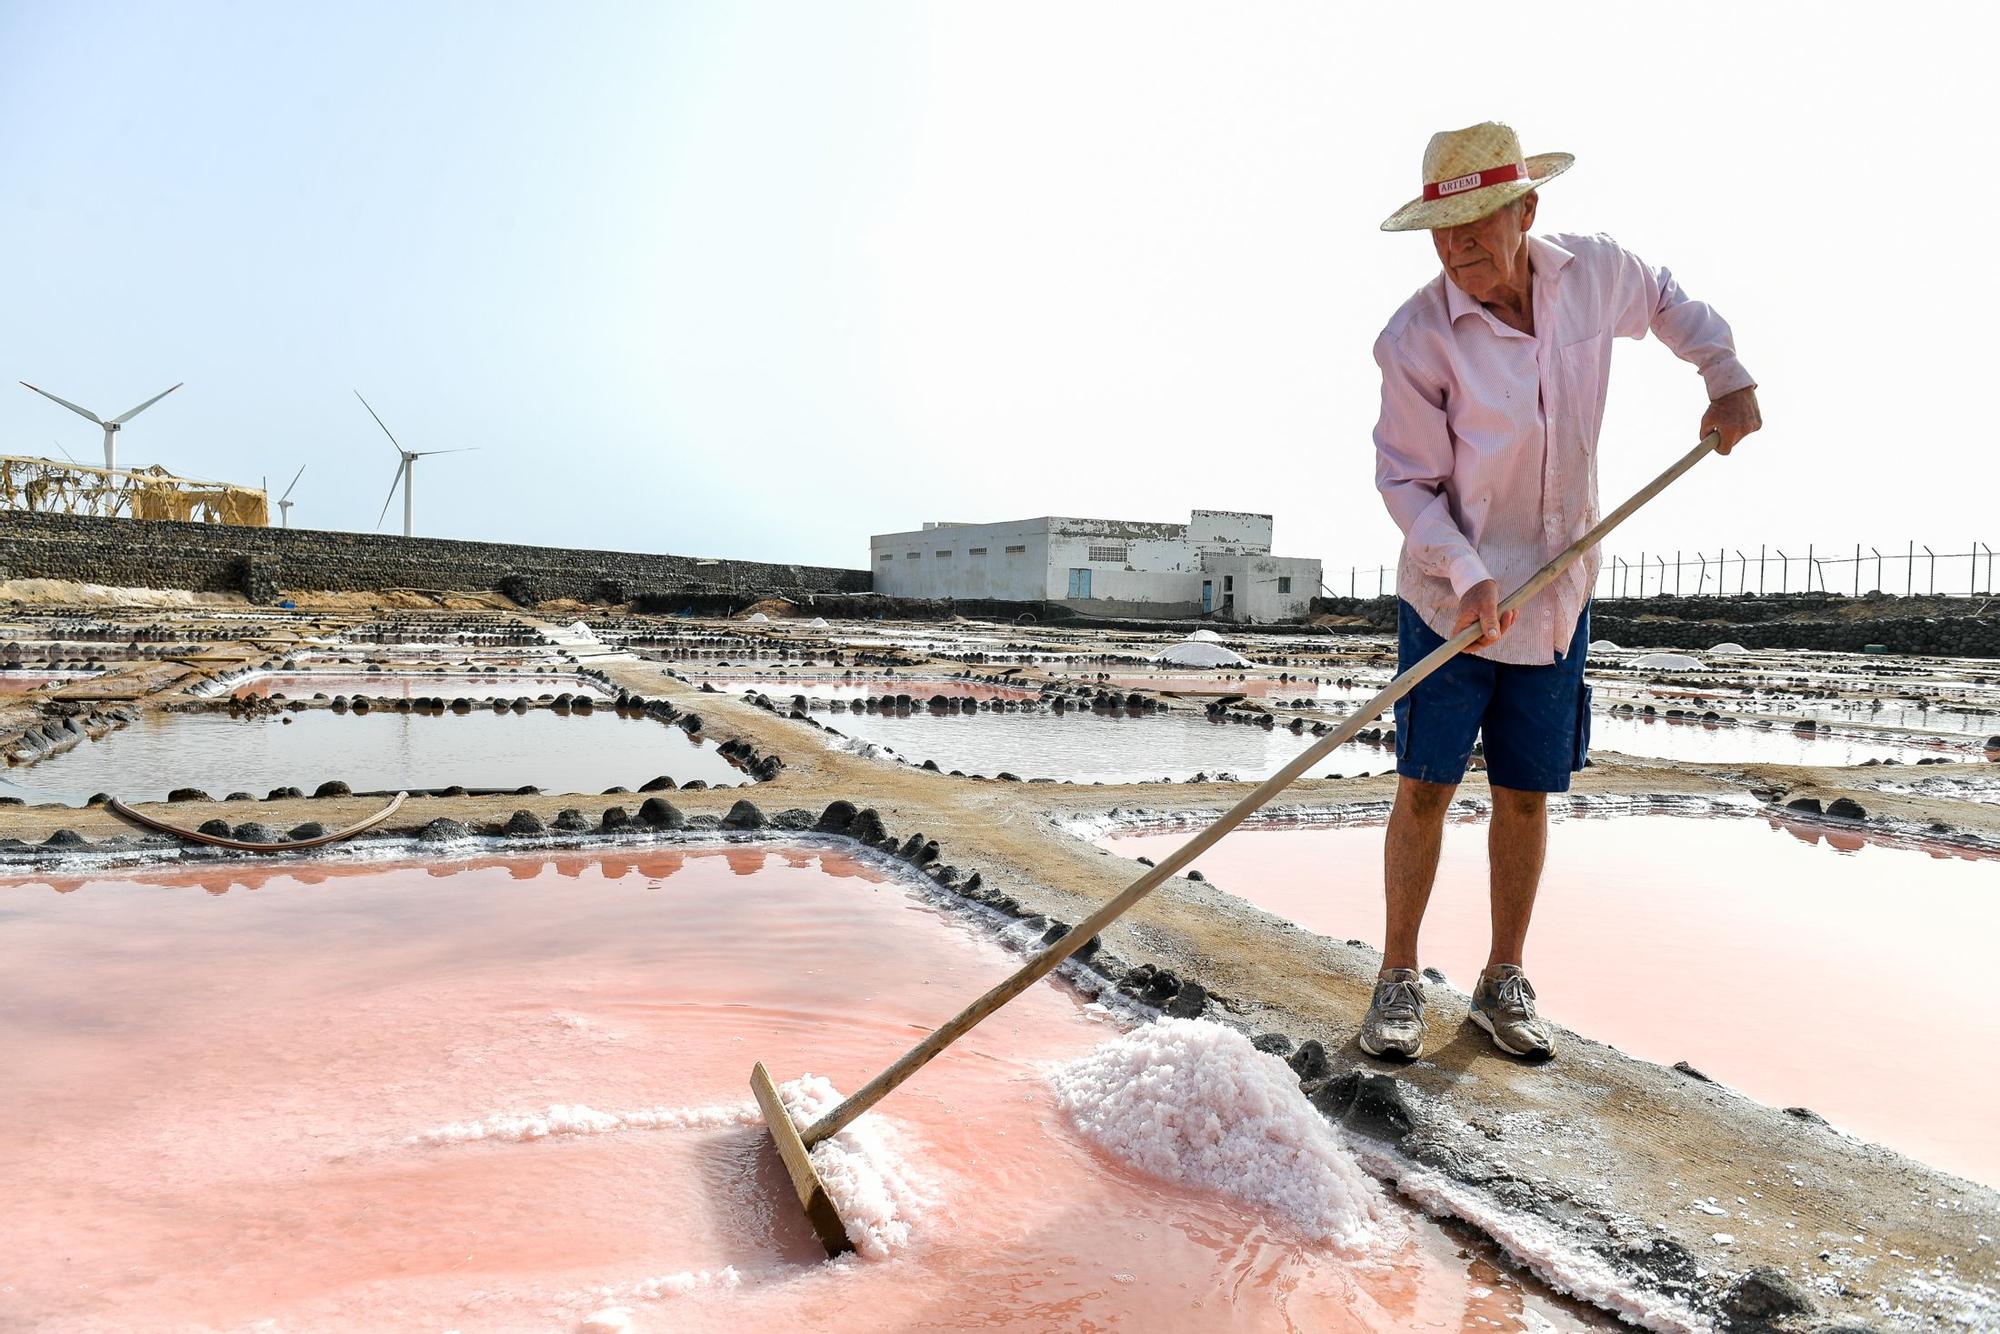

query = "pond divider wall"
[0, 511, 869, 605]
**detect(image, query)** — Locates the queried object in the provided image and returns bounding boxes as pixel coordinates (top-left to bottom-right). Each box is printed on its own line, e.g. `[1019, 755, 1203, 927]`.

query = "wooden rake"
[756, 431, 1725, 1256]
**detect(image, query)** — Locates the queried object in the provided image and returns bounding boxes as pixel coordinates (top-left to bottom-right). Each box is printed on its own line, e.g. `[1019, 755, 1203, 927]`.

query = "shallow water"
[0, 849, 1615, 1332]
[0, 672, 81, 693]
[1585, 713, 1977, 766]
[1, 709, 744, 805]
[702, 673, 1040, 702]
[828, 709, 1390, 783]
[235, 671, 607, 700]
[1104, 813, 2000, 1188]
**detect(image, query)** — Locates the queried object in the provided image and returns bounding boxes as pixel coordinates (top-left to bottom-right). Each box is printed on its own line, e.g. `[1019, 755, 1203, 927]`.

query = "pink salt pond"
[1105, 812, 2000, 1189]
[234, 671, 607, 699]
[0, 848, 1615, 1332]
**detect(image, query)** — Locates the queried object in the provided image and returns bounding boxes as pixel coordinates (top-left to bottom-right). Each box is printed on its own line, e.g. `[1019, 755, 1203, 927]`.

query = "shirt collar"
[1443, 233, 1575, 330]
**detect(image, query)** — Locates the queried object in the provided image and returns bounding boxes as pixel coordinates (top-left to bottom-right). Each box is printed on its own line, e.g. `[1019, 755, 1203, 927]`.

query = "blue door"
[1201, 580, 1213, 613]
[1067, 568, 1092, 599]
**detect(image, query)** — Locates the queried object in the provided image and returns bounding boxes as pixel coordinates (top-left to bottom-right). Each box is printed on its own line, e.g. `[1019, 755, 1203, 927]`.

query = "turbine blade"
[280, 464, 306, 501]
[52, 439, 79, 465]
[354, 390, 407, 457]
[109, 382, 183, 424]
[20, 382, 103, 424]
[410, 447, 479, 457]
[375, 460, 405, 528]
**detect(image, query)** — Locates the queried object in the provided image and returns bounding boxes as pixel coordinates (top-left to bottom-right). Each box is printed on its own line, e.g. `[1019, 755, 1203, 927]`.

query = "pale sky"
[2, 2, 1992, 580]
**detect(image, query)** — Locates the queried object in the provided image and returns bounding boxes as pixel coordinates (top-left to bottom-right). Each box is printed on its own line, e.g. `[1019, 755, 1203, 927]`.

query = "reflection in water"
[1585, 713, 1970, 766]
[0, 850, 1613, 1332]
[235, 671, 606, 699]
[827, 709, 1388, 783]
[1104, 812, 2000, 1188]
[7, 708, 745, 805]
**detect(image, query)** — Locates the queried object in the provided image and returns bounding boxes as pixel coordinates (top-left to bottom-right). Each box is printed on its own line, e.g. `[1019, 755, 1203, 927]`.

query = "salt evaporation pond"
[234, 671, 608, 699]
[0, 848, 1617, 1332]
[1, 709, 743, 806]
[705, 674, 1040, 702]
[829, 709, 1389, 783]
[1105, 812, 2000, 1188]
[0, 671, 83, 693]
[1585, 712, 1973, 766]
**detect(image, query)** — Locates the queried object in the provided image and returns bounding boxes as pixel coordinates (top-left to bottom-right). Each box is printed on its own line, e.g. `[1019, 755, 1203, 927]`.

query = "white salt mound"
[1187, 628, 1224, 642]
[747, 611, 771, 622]
[809, 616, 830, 628]
[1631, 651, 1704, 671]
[1710, 641, 1751, 655]
[781, 1074, 935, 1259]
[1588, 639, 1621, 652]
[565, 620, 599, 642]
[1153, 641, 1252, 668]
[1049, 1019, 1393, 1251]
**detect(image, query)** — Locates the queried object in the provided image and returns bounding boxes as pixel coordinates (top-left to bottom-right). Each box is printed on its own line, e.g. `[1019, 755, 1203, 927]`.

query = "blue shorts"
[1392, 600, 1592, 793]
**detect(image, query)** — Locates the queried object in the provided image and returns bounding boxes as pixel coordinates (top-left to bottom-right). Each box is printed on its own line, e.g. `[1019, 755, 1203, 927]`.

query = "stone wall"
[1308, 591, 2000, 658]
[0, 512, 870, 604]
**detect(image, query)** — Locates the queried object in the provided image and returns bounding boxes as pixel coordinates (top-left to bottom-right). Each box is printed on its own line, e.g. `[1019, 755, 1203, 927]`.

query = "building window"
[1087, 545, 1128, 563]
[1224, 576, 1234, 591]
[907, 551, 921, 559]
[1278, 576, 1291, 594]
[1005, 544, 1027, 554]
[936, 550, 952, 559]
[880, 553, 894, 562]
[968, 547, 987, 556]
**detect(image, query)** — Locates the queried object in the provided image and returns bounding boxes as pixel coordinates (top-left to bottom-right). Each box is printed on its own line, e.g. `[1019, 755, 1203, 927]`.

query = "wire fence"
[1323, 542, 1999, 601]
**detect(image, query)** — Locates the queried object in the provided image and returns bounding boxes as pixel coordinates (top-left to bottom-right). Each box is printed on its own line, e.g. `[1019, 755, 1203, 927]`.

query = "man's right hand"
[1453, 579, 1516, 648]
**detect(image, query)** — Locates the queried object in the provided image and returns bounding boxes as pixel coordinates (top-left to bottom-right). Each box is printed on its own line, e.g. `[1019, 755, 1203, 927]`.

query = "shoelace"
[1491, 973, 1537, 1017]
[1375, 978, 1423, 1022]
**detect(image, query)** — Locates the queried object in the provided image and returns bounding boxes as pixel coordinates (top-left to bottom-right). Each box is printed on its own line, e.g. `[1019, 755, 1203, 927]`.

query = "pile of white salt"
[1048, 1019, 1395, 1252]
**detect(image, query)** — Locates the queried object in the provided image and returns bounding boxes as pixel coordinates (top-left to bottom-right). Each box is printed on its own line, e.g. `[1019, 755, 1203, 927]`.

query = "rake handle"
[801, 431, 1722, 1147]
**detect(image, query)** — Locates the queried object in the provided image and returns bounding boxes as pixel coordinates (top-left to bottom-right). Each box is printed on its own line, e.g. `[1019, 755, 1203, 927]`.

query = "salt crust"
[1629, 651, 1705, 671]
[781, 1074, 938, 1259]
[1048, 1018, 1393, 1251]
[423, 1078, 934, 1261]
[414, 1101, 759, 1145]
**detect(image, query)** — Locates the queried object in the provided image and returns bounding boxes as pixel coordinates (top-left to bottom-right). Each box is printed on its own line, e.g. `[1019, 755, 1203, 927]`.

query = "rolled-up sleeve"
[1607, 242, 1756, 401]
[1373, 329, 1491, 596]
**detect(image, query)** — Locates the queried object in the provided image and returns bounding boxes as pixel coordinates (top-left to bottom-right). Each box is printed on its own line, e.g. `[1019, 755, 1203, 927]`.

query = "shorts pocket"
[1572, 683, 1593, 771]
[1393, 693, 1412, 765]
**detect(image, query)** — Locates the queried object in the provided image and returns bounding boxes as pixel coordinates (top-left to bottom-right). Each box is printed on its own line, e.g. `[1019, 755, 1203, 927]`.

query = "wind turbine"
[20, 380, 183, 471]
[355, 391, 475, 538]
[272, 465, 305, 528]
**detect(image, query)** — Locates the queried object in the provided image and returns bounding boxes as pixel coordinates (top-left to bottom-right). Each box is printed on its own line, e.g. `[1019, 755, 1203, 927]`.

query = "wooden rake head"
[750, 1061, 853, 1257]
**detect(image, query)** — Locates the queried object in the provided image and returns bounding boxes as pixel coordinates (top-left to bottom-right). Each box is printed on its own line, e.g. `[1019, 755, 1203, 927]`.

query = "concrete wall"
[1187, 508, 1272, 553]
[873, 519, 1052, 600]
[0, 511, 870, 603]
[872, 510, 1310, 620]
[1199, 552, 1320, 623]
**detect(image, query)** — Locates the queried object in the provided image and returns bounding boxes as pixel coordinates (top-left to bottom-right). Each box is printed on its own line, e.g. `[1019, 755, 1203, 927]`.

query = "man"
[1360, 122, 1761, 1061]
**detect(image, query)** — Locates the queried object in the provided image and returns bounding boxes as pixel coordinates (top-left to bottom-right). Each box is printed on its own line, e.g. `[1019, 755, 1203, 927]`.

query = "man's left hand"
[1702, 386, 1762, 455]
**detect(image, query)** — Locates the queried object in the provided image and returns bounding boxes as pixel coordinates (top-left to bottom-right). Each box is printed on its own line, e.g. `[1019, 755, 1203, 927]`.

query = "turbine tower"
[20, 380, 183, 471]
[274, 465, 305, 528]
[355, 391, 475, 538]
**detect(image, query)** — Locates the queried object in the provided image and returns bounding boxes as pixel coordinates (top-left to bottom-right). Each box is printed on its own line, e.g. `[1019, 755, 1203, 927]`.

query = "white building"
[869, 508, 1321, 623]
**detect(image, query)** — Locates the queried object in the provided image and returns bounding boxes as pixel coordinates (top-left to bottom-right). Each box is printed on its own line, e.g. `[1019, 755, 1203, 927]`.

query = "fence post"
[1759, 544, 1767, 595]
[1907, 540, 1914, 596]
[1674, 550, 1682, 596]
[1807, 543, 1815, 591]
[1923, 545, 1935, 594]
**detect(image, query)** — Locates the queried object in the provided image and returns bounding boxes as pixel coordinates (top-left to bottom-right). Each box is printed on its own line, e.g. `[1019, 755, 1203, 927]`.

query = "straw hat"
[1380, 122, 1573, 232]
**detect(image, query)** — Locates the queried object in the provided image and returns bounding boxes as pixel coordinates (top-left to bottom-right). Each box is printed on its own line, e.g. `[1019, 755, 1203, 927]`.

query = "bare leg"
[1486, 784, 1547, 970]
[1383, 776, 1456, 973]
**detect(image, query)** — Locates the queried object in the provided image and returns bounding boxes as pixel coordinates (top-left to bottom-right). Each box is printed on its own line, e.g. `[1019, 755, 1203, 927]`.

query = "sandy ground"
[3, 605, 1997, 1332]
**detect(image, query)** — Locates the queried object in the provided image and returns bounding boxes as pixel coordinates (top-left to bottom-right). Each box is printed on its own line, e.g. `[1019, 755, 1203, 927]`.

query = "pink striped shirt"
[1373, 232, 1754, 665]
